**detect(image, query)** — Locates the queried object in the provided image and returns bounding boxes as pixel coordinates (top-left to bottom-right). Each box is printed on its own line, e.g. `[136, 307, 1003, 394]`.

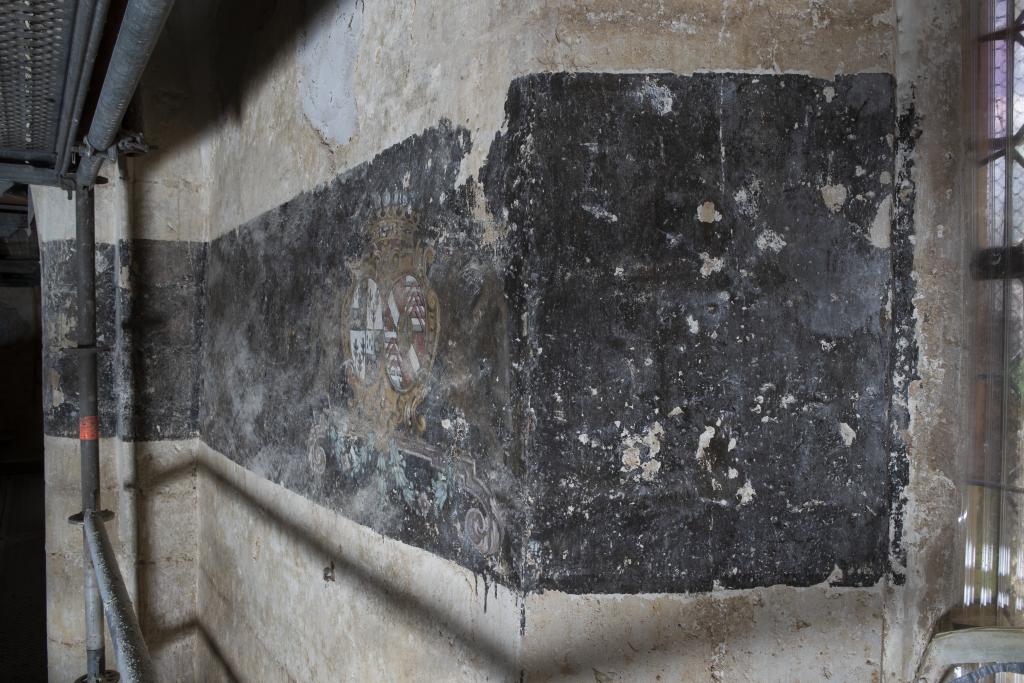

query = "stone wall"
[37, 0, 966, 680]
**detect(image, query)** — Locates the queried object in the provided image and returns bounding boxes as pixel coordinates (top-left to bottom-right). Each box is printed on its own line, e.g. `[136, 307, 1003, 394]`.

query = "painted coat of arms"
[342, 208, 440, 418]
[307, 206, 501, 558]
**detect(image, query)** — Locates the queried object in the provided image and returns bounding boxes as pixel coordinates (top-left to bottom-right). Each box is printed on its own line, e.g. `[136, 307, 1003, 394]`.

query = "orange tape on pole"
[79, 416, 98, 441]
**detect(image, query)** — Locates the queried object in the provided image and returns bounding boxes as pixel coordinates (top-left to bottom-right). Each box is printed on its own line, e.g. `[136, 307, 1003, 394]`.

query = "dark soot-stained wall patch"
[50, 71, 904, 594]
[486, 72, 901, 593]
[202, 124, 517, 577]
[42, 239, 206, 441]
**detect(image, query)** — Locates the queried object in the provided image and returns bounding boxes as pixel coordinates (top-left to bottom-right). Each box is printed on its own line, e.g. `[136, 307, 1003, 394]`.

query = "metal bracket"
[68, 509, 115, 526]
[973, 245, 1024, 280]
[75, 138, 117, 164]
[115, 131, 150, 157]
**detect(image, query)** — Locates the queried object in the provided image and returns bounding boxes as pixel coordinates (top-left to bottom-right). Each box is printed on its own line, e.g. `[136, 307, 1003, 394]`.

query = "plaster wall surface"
[194, 443, 521, 681]
[201, 0, 897, 238]
[36, 0, 966, 681]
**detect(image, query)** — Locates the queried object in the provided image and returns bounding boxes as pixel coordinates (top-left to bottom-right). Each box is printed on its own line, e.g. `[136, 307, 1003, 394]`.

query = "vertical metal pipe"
[76, 188, 105, 680]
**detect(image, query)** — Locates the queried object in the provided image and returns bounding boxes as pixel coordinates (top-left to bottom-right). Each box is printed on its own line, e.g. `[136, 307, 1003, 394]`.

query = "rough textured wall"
[492, 71, 901, 593]
[40, 238, 206, 440]
[880, 0, 967, 680]
[194, 443, 520, 681]
[201, 0, 897, 237]
[188, 0, 944, 679]
[203, 124, 516, 577]
[38, 0, 968, 680]
[201, 69, 905, 598]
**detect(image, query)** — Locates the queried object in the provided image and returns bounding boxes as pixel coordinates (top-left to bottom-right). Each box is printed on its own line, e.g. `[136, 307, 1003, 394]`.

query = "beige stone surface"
[879, 1, 968, 681]
[524, 586, 884, 681]
[43, 438, 198, 681]
[197, 0, 897, 237]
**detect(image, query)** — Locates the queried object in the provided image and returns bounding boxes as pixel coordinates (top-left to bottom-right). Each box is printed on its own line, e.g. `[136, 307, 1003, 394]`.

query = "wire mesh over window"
[0, 0, 70, 162]
[958, 0, 1024, 653]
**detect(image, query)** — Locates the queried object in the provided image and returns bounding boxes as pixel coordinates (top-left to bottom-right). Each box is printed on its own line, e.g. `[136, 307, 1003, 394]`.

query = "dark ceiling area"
[0, 185, 37, 288]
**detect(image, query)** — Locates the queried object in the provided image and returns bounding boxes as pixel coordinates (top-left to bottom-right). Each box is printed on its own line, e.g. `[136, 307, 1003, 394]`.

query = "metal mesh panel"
[0, 0, 69, 159]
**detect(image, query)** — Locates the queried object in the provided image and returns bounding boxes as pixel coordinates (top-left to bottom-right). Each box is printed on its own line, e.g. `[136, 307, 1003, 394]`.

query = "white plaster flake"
[583, 203, 619, 222]
[621, 421, 665, 475]
[755, 229, 787, 253]
[696, 425, 716, 469]
[820, 183, 848, 213]
[699, 252, 725, 277]
[869, 194, 892, 249]
[839, 422, 856, 446]
[697, 200, 723, 223]
[736, 479, 756, 505]
[641, 459, 662, 481]
[638, 79, 674, 115]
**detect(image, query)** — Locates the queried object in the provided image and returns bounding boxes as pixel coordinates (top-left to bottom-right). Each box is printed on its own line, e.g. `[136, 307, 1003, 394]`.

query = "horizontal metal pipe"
[915, 628, 1024, 682]
[76, 0, 176, 186]
[0, 148, 56, 165]
[0, 163, 62, 186]
[83, 511, 156, 683]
